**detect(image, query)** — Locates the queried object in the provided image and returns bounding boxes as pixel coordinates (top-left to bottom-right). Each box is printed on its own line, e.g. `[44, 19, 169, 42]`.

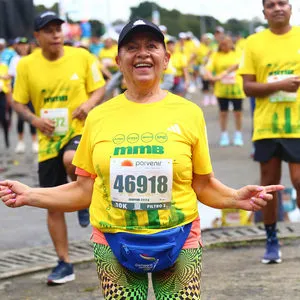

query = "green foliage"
[129, 1, 265, 38]
[34, 1, 265, 38]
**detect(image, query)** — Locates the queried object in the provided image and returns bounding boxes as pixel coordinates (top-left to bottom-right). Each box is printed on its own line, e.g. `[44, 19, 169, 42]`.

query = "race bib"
[110, 158, 173, 211]
[267, 74, 297, 102]
[221, 72, 236, 85]
[40, 108, 69, 136]
[224, 211, 241, 225]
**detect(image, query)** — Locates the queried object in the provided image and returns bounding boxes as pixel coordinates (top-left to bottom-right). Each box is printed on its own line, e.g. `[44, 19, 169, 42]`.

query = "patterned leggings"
[93, 243, 202, 300]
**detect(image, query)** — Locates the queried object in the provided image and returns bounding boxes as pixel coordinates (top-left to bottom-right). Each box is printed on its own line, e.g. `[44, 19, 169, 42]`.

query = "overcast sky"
[33, 0, 300, 25]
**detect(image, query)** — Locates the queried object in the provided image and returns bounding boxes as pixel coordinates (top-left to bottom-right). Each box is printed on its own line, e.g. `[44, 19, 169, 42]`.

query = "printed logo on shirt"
[113, 145, 165, 156]
[70, 73, 79, 80]
[167, 124, 181, 134]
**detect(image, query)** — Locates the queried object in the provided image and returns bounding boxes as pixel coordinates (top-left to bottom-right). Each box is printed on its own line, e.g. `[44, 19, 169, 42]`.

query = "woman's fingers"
[263, 185, 285, 193]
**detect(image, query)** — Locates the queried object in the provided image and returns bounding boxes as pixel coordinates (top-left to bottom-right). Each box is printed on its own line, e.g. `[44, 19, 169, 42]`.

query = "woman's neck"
[125, 87, 167, 103]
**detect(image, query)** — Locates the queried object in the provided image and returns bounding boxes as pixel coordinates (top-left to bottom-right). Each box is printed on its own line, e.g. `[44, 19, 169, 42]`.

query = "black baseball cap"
[34, 11, 64, 31]
[15, 37, 29, 44]
[118, 19, 165, 50]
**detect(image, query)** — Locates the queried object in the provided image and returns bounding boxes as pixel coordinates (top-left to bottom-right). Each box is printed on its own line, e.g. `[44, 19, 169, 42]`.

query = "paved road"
[1, 238, 300, 300]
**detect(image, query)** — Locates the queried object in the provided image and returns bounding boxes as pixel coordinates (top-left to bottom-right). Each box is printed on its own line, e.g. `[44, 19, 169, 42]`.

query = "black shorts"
[217, 98, 243, 112]
[38, 135, 81, 187]
[202, 79, 210, 92]
[254, 138, 300, 163]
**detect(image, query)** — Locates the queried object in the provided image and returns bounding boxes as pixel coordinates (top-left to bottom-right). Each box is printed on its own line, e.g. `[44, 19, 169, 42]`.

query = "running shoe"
[47, 260, 75, 285]
[32, 141, 39, 153]
[15, 141, 26, 154]
[203, 97, 210, 107]
[78, 208, 90, 228]
[261, 240, 282, 264]
[233, 132, 244, 147]
[219, 132, 230, 147]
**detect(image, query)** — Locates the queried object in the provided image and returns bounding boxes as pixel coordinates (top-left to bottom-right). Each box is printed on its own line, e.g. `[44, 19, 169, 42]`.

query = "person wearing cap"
[8, 37, 38, 154]
[239, 0, 300, 264]
[10, 11, 106, 285]
[0, 18, 284, 298]
[0, 38, 17, 66]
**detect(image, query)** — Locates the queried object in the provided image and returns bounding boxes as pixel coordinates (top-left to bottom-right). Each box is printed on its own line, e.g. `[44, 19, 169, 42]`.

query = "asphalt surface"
[0, 91, 300, 299]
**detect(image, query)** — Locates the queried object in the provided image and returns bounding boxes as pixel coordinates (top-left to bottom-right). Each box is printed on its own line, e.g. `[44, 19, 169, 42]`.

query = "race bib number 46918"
[110, 158, 173, 211]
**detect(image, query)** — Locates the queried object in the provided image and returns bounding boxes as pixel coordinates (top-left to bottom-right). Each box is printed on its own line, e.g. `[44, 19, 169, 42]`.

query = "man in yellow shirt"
[12, 11, 106, 284]
[239, 0, 300, 264]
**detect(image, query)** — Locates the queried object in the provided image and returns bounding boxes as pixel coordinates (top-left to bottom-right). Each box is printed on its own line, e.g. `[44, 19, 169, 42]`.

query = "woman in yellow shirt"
[0, 20, 283, 299]
[206, 36, 245, 147]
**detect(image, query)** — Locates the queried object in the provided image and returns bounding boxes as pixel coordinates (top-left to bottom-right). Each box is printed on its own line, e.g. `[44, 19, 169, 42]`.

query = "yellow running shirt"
[13, 46, 105, 162]
[98, 45, 118, 73]
[73, 92, 213, 234]
[171, 51, 188, 77]
[206, 50, 245, 99]
[239, 27, 300, 141]
[0, 63, 10, 94]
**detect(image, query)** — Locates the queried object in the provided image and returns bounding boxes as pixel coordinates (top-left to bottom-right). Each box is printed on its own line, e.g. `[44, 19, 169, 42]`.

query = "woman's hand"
[234, 185, 285, 211]
[0, 180, 30, 208]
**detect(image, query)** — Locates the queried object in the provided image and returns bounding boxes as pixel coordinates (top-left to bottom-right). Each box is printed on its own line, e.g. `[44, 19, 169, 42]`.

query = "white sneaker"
[15, 141, 26, 154]
[32, 141, 39, 153]
[233, 132, 244, 147]
[219, 132, 230, 147]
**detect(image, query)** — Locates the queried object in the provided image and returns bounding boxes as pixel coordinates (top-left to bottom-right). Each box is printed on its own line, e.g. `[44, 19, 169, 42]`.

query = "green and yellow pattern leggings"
[94, 243, 202, 300]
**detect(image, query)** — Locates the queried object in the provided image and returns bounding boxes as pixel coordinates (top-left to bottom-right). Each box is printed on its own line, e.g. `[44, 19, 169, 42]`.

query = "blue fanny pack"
[104, 223, 192, 273]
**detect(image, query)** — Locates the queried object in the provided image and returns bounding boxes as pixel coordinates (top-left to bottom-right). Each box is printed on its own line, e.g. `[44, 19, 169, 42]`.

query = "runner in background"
[0, 62, 11, 149]
[0, 19, 284, 299]
[168, 34, 189, 96]
[205, 36, 245, 147]
[194, 33, 215, 106]
[239, 0, 300, 264]
[11, 11, 105, 284]
[8, 37, 38, 154]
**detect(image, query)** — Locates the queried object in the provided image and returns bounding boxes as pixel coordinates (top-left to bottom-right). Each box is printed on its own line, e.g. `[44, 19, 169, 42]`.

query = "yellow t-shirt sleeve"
[192, 109, 213, 175]
[13, 59, 30, 104]
[72, 113, 96, 175]
[238, 38, 256, 75]
[85, 52, 106, 94]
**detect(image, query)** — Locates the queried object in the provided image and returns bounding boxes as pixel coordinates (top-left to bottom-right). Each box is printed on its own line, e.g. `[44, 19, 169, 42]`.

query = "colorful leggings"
[93, 243, 202, 300]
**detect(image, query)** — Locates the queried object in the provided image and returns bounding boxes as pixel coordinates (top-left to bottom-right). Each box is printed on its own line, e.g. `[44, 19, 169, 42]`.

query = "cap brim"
[118, 25, 165, 49]
[35, 18, 64, 31]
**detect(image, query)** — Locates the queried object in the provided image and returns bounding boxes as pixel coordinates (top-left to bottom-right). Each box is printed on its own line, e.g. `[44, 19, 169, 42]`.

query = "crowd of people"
[0, 0, 299, 298]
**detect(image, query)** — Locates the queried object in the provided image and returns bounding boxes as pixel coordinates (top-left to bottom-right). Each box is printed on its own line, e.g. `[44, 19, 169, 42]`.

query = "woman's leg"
[94, 243, 149, 300]
[152, 247, 202, 300]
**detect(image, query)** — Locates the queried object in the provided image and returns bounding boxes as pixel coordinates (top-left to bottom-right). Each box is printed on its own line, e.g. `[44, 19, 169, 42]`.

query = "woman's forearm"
[27, 179, 93, 212]
[192, 173, 238, 209]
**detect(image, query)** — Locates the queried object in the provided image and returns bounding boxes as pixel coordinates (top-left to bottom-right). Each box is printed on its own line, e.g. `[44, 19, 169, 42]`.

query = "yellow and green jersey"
[196, 43, 211, 65]
[13, 46, 105, 162]
[73, 92, 212, 234]
[239, 27, 300, 141]
[98, 45, 118, 73]
[0, 63, 11, 94]
[171, 51, 188, 77]
[206, 50, 245, 99]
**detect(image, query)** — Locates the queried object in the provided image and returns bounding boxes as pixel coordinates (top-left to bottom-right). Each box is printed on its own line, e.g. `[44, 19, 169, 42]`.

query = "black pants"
[17, 102, 36, 135]
[0, 92, 9, 148]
